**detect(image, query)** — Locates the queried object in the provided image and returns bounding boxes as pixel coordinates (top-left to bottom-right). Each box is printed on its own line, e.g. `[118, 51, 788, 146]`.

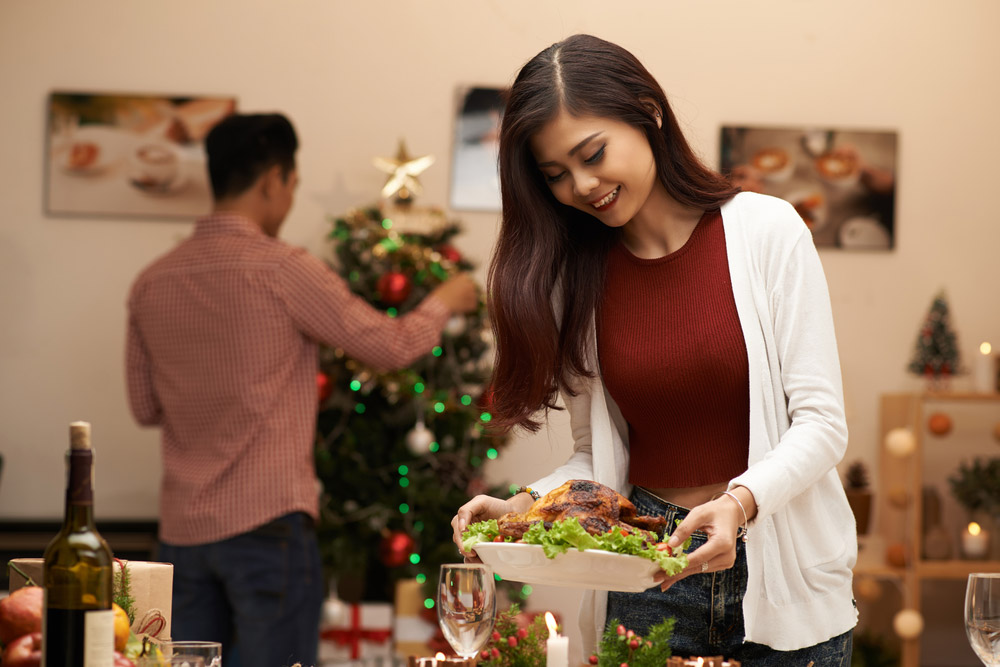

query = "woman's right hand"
[451, 495, 522, 561]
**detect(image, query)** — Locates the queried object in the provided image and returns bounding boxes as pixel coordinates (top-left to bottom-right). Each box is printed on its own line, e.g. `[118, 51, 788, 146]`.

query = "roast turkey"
[498, 479, 666, 540]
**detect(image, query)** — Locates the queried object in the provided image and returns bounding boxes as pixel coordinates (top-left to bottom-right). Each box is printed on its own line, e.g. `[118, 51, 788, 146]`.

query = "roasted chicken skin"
[498, 479, 667, 540]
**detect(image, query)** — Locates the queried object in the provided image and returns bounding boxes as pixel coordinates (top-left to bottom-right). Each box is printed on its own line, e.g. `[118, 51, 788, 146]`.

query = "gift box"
[393, 579, 437, 658]
[319, 599, 394, 663]
[8, 557, 173, 640]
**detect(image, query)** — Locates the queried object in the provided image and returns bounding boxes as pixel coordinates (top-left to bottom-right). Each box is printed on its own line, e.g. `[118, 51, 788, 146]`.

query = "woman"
[452, 34, 857, 665]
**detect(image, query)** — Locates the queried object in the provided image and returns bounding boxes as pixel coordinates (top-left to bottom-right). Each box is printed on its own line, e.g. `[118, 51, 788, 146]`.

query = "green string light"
[399, 503, 409, 514]
[382, 218, 393, 230]
[486, 448, 498, 460]
[355, 403, 366, 414]
[429, 442, 440, 453]
[414, 382, 425, 394]
[348, 270, 360, 283]
[387, 307, 398, 318]
[416, 573, 426, 584]
[398, 465, 409, 475]
[520, 585, 533, 597]
[432, 346, 443, 357]
[480, 412, 492, 422]
[471, 456, 482, 467]
[460, 395, 472, 406]
[424, 598, 435, 609]
[409, 553, 420, 565]
[350, 380, 361, 391]
[379, 237, 401, 253]
[434, 402, 445, 413]
[494, 573, 503, 582]
[414, 520, 424, 532]
[399, 478, 409, 488]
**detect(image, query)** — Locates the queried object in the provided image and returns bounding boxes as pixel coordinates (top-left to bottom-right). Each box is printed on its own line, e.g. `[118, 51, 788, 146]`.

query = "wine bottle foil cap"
[69, 421, 92, 450]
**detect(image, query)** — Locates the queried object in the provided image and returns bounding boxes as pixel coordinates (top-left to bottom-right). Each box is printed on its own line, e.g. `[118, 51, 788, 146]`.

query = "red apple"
[0, 587, 43, 644]
[1, 631, 42, 667]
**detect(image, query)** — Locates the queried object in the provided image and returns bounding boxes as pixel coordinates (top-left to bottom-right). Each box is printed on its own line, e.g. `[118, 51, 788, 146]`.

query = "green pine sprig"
[476, 603, 549, 667]
[592, 617, 675, 667]
[113, 558, 137, 624]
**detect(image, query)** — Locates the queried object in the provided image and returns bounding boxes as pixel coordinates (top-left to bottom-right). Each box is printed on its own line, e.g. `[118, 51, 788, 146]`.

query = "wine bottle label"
[83, 610, 114, 667]
[42, 608, 114, 667]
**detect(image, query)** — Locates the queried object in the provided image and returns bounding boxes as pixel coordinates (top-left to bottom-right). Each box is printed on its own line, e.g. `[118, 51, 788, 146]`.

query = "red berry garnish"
[480, 650, 490, 660]
[626, 630, 635, 638]
[629, 639, 639, 650]
[491, 648, 500, 658]
[507, 636, 517, 647]
[491, 631, 501, 641]
[589, 656, 599, 665]
[616, 624, 626, 636]
[517, 628, 528, 639]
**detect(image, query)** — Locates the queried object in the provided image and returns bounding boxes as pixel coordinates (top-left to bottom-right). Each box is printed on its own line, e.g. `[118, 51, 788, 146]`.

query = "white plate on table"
[472, 542, 661, 592]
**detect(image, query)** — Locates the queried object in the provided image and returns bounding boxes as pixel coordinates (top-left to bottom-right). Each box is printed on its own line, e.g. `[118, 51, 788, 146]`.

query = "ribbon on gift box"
[321, 603, 393, 659]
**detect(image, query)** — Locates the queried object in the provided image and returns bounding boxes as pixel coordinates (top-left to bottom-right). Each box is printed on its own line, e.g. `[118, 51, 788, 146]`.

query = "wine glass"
[437, 563, 496, 659]
[966, 573, 1000, 666]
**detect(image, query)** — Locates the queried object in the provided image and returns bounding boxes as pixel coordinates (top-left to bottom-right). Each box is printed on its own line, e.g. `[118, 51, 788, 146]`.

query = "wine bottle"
[42, 421, 114, 667]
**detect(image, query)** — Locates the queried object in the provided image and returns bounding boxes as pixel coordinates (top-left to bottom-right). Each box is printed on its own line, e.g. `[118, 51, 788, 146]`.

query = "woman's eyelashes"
[542, 144, 607, 184]
[584, 144, 606, 164]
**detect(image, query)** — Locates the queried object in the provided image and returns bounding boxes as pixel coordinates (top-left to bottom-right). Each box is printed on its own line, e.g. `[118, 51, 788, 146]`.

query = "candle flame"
[545, 611, 558, 637]
[981, 342, 992, 355]
[969, 522, 982, 536]
[694, 659, 705, 666]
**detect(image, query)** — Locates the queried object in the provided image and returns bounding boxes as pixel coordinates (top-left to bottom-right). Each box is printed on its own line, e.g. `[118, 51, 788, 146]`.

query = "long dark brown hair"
[488, 34, 739, 432]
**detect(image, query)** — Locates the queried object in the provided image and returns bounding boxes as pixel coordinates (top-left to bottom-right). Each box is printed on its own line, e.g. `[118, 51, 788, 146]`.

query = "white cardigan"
[529, 192, 858, 653]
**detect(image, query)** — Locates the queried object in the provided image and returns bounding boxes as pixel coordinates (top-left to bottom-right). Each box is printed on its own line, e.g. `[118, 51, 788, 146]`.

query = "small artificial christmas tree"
[314, 144, 510, 603]
[907, 290, 961, 385]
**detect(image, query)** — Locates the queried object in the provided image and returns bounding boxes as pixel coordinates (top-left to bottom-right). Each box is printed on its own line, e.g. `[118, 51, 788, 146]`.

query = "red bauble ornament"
[378, 530, 416, 567]
[377, 271, 412, 306]
[317, 371, 332, 404]
[438, 244, 462, 263]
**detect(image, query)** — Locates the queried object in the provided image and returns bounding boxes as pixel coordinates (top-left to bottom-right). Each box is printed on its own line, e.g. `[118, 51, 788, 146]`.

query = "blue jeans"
[158, 512, 324, 667]
[606, 487, 852, 666]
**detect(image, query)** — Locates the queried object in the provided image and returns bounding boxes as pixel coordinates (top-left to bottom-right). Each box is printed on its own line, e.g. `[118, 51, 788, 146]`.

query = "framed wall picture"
[720, 125, 898, 250]
[449, 86, 504, 212]
[45, 91, 236, 220]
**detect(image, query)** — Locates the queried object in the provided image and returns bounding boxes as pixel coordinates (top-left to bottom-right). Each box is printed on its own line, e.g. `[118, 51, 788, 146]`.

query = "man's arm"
[125, 309, 163, 426]
[279, 249, 475, 370]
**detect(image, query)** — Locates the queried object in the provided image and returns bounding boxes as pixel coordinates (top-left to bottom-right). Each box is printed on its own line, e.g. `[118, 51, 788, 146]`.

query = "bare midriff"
[644, 481, 729, 511]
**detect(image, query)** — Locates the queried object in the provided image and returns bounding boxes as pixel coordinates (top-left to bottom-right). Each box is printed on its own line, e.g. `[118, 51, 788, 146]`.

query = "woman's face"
[530, 109, 660, 228]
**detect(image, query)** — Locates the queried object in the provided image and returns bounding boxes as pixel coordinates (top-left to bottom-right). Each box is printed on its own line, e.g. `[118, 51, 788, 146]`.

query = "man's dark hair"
[205, 113, 298, 200]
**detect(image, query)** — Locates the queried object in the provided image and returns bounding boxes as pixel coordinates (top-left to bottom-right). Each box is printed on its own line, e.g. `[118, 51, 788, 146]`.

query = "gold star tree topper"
[373, 140, 435, 204]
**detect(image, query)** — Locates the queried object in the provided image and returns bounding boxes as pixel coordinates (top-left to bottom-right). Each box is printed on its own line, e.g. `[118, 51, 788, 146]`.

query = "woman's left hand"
[654, 489, 753, 591]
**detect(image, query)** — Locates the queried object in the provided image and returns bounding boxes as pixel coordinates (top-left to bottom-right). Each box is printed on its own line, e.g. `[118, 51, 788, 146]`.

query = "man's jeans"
[158, 512, 324, 667]
[607, 486, 852, 666]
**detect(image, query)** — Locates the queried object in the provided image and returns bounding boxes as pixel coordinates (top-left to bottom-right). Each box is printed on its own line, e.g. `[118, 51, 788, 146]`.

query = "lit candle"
[962, 522, 990, 559]
[973, 342, 995, 393]
[545, 611, 568, 667]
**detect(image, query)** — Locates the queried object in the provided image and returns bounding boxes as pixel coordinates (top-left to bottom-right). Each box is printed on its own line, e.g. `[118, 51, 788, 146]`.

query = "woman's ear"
[639, 97, 662, 128]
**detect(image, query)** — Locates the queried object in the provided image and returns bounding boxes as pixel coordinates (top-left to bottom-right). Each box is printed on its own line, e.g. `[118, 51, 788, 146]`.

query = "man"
[125, 113, 478, 666]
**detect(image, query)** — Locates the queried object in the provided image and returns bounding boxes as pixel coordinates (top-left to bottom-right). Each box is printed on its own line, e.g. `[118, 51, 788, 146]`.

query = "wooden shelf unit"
[876, 392, 1000, 667]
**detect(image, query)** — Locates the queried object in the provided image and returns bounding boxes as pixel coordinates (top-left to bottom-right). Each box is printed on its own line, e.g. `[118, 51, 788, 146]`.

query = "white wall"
[2, 0, 999, 660]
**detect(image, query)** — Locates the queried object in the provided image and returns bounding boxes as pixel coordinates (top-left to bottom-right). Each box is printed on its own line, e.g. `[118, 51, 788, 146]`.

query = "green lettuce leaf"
[462, 516, 690, 574]
[460, 518, 501, 553]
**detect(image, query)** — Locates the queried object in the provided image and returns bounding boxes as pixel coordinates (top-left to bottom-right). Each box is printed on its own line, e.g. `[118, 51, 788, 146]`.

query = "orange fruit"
[112, 603, 130, 652]
[886, 542, 908, 568]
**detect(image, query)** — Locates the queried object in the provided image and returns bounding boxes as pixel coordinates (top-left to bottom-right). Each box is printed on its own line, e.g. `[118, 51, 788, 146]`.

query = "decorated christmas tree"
[314, 142, 510, 603]
[907, 290, 962, 381]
